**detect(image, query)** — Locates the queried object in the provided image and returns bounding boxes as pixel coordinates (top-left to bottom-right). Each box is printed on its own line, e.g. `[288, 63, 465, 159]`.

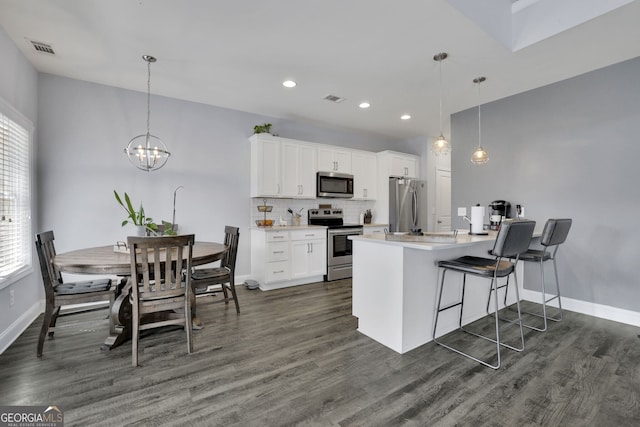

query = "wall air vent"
[323, 94, 346, 103]
[29, 40, 55, 55]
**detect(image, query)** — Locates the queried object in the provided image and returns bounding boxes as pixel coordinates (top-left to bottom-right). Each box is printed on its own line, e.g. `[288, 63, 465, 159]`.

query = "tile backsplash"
[251, 198, 377, 226]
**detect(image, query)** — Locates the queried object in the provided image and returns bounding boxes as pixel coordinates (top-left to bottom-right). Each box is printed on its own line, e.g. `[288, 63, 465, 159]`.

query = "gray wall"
[36, 73, 411, 282]
[451, 57, 640, 312]
[0, 24, 39, 346]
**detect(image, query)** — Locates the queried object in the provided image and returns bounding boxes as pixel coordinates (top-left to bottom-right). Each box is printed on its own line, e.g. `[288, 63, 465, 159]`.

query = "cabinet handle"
[363, 188, 367, 197]
[273, 270, 284, 274]
[277, 183, 281, 194]
[404, 167, 408, 175]
[273, 251, 284, 254]
[305, 234, 315, 237]
[307, 243, 311, 253]
[273, 236, 285, 239]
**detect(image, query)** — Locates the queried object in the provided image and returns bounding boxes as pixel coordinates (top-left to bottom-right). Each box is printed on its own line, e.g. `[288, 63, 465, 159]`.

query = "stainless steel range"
[308, 208, 363, 281]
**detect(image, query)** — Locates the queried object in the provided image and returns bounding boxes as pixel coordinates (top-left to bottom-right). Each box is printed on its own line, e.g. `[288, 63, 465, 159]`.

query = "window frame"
[0, 96, 34, 290]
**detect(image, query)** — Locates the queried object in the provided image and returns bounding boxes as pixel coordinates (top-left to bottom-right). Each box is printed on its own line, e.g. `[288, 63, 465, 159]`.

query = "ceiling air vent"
[323, 94, 346, 103]
[29, 40, 55, 55]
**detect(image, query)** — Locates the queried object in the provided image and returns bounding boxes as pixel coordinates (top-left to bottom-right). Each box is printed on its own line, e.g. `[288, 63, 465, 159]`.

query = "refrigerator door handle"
[412, 189, 418, 227]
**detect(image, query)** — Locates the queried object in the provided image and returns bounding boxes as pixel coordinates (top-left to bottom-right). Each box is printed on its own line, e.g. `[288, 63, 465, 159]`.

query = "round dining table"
[54, 241, 227, 350]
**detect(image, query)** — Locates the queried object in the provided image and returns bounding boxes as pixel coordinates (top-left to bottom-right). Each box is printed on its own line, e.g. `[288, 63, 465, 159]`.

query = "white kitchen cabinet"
[317, 145, 352, 173]
[251, 227, 327, 291]
[351, 151, 377, 200]
[250, 134, 281, 197]
[377, 150, 419, 178]
[289, 229, 326, 280]
[363, 225, 388, 236]
[281, 141, 316, 198]
[390, 154, 418, 178]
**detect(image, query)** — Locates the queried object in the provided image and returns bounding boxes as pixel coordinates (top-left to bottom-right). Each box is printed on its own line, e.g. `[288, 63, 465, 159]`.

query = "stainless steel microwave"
[317, 171, 354, 198]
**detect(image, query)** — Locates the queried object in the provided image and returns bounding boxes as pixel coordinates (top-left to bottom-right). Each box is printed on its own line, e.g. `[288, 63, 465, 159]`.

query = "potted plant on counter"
[114, 190, 158, 236]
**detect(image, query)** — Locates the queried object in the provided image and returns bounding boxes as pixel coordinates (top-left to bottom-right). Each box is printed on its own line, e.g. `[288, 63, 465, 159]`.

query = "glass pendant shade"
[124, 55, 170, 172]
[471, 146, 489, 164]
[470, 76, 489, 165]
[432, 52, 450, 156]
[432, 134, 451, 155]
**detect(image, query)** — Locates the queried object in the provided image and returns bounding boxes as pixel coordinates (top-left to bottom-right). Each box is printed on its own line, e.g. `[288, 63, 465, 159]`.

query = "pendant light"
[471, 76, 489, 165]
[124, 55, 170, 172]
[432, 52, 450, 155]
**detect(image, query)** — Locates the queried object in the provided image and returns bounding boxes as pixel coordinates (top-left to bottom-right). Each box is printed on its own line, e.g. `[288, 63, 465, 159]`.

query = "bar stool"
[506, 218, 572, 332]
[433, 219, 535, 369]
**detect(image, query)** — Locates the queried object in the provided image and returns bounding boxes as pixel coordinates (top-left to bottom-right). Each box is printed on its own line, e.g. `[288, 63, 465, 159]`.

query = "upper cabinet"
[317, 145, 352, 173]
[251, 136, 419, 200]
[378, 150, 419, 178]
[351, 150, 377, 200]
[250, 134, 281, 197]
[281, 141, 316, 198]
[251, 134, 316, 198]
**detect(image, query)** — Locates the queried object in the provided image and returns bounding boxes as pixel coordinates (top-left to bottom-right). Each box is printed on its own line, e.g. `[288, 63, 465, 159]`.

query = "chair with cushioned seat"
[191, 226, 240, 314]
[35, 230, 116, 357]
[506, 218, 572, 332]
[432, 219, 536, 369]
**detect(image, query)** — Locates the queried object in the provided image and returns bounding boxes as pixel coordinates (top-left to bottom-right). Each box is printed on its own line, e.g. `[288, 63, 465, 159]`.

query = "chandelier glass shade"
[471, 76, 489, 165]
[124, 55, 170, 172]
[432, 52, 450, 155]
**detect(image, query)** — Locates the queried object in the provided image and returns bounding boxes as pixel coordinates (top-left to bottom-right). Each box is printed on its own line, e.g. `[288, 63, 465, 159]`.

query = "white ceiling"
[1, 0, 639, 141]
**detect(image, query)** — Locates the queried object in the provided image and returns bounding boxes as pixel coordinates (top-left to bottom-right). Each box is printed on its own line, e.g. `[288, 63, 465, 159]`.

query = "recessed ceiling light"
[359, 102, 371, 109]
[401, 114, 411, 120]
[282, 80, 297, 88]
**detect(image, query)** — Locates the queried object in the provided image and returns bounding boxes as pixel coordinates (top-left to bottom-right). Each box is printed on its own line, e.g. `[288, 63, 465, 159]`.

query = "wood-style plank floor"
[1, 280, 639, 426]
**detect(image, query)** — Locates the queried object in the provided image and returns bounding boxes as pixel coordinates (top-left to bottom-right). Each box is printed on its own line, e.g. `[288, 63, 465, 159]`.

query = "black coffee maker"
[489, 200, 511, 230]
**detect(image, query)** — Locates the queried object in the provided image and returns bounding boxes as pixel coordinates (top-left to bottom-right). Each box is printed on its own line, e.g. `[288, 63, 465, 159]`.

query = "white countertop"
[350, 228, 542, 251]
[350, 230, 500, 251]
[250, 224, 327, 231]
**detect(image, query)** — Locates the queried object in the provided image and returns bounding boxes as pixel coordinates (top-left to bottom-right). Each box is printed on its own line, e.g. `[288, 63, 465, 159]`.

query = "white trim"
[520, 288, 640, 328]
[0, 299, 43, 355]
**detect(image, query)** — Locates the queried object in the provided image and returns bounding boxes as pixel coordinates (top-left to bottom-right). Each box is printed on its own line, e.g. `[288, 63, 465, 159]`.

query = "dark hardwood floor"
[1, 280, 639, 426]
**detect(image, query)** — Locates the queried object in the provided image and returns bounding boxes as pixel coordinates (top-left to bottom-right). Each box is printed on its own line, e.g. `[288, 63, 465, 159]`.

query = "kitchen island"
[349, 231, 528, 354]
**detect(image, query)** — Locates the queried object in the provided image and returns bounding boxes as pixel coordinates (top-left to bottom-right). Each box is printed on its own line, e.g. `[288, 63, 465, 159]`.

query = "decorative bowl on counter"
[256, 219, 273, 227]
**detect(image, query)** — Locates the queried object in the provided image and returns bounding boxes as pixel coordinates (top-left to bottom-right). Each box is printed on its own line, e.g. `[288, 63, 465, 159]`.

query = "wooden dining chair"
[35, 230, 116, 357]
[128, 234, 195, 367]
[190, 226, 240, 314]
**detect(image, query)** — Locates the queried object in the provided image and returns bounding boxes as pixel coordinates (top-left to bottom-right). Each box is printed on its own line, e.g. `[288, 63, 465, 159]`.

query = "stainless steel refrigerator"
[389, 177, 426, 233]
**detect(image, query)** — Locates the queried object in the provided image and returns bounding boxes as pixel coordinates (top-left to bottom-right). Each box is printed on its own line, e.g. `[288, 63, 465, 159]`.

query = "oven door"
[327, 228, 362, 267]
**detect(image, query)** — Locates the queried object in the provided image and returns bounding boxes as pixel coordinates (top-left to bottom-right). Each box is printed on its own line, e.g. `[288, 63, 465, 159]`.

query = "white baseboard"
[0, 300, 44, 355]
[520, 288, 640, 328]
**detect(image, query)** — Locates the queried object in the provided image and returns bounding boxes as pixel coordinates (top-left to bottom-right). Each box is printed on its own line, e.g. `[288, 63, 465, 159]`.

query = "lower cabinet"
[290, 231, 326, 280]
[251, 227, 327, 291]
[363, 225, 388, 236]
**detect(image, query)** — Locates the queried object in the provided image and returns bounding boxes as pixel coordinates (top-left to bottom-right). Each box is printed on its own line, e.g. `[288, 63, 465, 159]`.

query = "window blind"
[0, 104, 32, 284]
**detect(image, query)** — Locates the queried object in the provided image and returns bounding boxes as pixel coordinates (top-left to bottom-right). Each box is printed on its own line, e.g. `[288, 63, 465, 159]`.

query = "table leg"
[102, 277, 132, 350]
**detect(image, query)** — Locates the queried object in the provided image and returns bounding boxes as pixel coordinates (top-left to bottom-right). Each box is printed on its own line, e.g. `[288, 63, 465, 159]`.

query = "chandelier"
[432, 52, 450, 155]
[124, 55, 170, 172]
[471, 76, 489, 165]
